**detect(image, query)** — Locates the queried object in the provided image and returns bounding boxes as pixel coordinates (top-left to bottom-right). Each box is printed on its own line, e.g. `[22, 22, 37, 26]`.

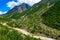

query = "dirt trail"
[1, 22, 55, 40]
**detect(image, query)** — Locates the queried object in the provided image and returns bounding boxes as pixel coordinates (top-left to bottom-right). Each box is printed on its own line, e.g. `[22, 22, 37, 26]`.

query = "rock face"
[1, 3, 31, 17]
[18, 3, 31, 12]
[9, 3, 31, 13]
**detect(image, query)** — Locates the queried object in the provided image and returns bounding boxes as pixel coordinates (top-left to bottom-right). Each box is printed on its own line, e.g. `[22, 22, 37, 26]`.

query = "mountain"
[9, 3, 31, 13]
[2, 0, 59, 18]
[0, 0, 60, 40]
[2, 3, 31, 17]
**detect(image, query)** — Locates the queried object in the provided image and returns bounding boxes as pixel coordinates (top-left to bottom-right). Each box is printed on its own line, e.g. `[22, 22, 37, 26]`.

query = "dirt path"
[1, 22, 55, 40]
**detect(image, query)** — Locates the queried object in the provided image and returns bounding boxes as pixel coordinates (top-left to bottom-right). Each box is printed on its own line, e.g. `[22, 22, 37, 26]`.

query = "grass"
[0, 24, 41, 40]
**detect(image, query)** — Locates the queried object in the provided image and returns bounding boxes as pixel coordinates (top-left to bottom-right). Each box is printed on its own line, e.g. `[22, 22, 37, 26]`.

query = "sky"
[0, 0, 41, 15]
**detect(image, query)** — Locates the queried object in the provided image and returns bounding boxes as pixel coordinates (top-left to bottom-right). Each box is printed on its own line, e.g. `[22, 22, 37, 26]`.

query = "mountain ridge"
[2, 3, 31, 17]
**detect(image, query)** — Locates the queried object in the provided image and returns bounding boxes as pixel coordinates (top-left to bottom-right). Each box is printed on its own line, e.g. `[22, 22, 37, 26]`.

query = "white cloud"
[7, 0, 41, 9]
[0, 11, 7, 15]
[4, 11, 7, 14]
[7, 1, 17, 9]
[17, 0, 41, 6]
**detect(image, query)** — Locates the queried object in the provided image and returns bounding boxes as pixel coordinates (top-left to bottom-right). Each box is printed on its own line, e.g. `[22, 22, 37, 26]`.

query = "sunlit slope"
[0, 24, 41, 40]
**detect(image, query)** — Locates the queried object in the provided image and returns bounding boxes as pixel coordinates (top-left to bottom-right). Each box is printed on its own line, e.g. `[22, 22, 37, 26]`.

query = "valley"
[0, 0, 60, 40]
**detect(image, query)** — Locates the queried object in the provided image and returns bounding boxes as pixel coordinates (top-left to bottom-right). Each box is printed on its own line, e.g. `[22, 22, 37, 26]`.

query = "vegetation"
[0, 17, 11, 22]
[0, 24, 40, 40]
[6, 0, 60, 39]
[42, 0, 60, 30]
[0, 0, 60, 40]
[3, 2, 48, 19]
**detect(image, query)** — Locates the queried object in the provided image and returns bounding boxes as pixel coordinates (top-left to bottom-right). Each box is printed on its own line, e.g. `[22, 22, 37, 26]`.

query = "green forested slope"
[42, 0, 60, 30]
